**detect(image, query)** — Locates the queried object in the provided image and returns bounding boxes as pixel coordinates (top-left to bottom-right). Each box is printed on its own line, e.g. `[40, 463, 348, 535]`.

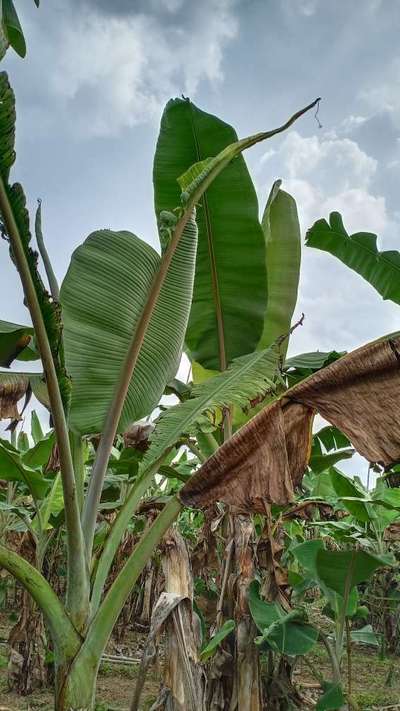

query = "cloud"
[259, 129, 384, 235]
[256, 124, 399, 358]
[14, 0, 238, 138]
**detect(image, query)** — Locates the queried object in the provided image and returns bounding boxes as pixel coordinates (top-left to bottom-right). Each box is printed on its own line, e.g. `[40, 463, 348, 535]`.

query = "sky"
[1, 0, 399, 480]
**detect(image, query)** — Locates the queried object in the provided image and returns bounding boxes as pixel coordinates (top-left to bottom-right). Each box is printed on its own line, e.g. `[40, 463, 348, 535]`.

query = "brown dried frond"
[0, 377, 28, 421]
[180, 335, 400, 512]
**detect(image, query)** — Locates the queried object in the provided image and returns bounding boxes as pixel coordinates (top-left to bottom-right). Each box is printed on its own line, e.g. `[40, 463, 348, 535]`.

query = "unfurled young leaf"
[31, 410, 44, 444]
[258, 182, 301, 358]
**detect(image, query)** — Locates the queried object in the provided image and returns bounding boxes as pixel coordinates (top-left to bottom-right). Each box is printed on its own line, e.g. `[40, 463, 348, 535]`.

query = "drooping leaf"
[0, 319, 37, 366]
[200, 619, 235, 661]
[350, 624, 380, 646]
[153, 97, 267, 370]
[258, 182, 301, 357]
[0, 371, 49, 416]
[306, 212, 400, 305]
[0, 370, 29, 422]
[284, 350, 344, 371]
[60, 221, 198, 435]
[2, 0, 26, 58]
[181, 334, 400, 512]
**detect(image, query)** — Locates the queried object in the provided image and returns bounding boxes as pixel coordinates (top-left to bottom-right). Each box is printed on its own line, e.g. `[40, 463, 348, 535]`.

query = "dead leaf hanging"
[180, 334, 400, 513]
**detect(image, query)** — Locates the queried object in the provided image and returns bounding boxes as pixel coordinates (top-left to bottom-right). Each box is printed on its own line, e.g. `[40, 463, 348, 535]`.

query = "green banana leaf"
[315, 548, 393, 597]
[62, 98, 317, 436]
[153, 97, 267, 370]
[200, 619, 235, 661]
[258, 181, 301, 356]
[0, 319, 37, 366]
[0, 439, 49, 499]
[248, 581, 318, 656]
[306, 212, 400, 305]
[60, 225, 197, 435]
[316, 682, 345, 711]
[1, 0, 25, 57]
[141, 340, 280, 470]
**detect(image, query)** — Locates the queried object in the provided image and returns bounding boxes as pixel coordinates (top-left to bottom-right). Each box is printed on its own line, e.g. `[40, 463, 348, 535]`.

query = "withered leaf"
[180, 335, 400, 512]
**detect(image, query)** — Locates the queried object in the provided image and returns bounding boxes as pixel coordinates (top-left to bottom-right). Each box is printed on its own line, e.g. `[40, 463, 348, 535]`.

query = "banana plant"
[291, 539, 392, 709]
[152, 96, 322, 710]
[0, 67, 319, 709]
[0, 410, 64, 692]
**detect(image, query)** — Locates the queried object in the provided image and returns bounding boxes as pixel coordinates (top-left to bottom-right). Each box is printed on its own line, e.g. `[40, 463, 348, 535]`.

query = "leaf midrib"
[188, 102, 227, 370]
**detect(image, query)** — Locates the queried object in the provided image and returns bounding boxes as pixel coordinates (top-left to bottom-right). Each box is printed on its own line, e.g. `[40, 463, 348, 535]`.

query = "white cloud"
[20, 0, 238, 137]
[260, 129, 387, 237]
[256, 125, 399, 358]
[279, 131, 377, 193]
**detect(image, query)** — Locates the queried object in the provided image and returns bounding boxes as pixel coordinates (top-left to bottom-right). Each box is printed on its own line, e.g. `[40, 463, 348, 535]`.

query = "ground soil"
[1, 611, 399, 710]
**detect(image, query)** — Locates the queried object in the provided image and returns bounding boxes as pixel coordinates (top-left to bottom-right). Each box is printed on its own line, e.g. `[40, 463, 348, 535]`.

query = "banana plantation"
[0, 2, 399, 710]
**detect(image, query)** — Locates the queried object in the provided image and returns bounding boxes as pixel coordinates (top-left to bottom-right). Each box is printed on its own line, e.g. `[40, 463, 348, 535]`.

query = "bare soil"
[1, 611, 399, 710]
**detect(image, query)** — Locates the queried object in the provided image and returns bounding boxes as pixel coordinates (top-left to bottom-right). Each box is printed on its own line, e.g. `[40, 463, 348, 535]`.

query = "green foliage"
[0, 319, 37, 366]
[316, 682, 345, 711]
[200, 619, 235, 661]
[0, 438, 50, 498]
[153, 97, 267, 370]
[350, 624, 380, 646]
[142, 340, 281, 469]
[258, 181, 301, 356]
[60, 219, 197, 435]
[0, 72, 70, 412]
[1, 0, 26, 57]
[248, 581, 318, 655]
[306, 211, 400, 305]
[315, 549, 393, 597]
[0, 0, 39, 59]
